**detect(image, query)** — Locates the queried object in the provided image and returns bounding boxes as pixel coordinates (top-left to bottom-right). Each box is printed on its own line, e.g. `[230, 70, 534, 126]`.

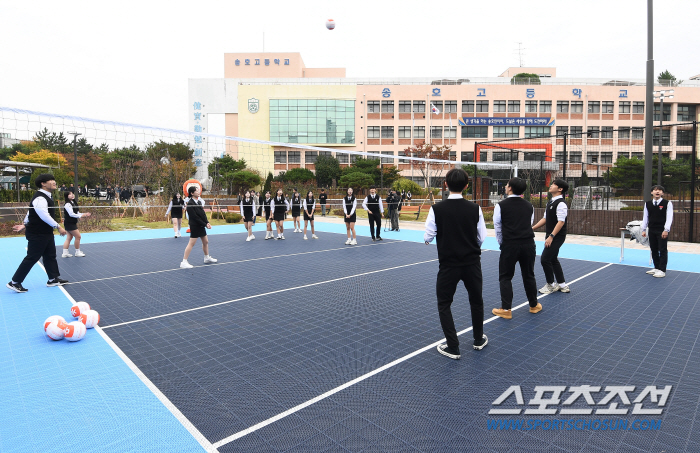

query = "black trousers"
[499, 241, 538, 309]
[368, 213, 382, 238]
[648, 229, 668, 272]
[436, 262, 484, 350]
[12, 232, 60, 283]
[541, 234, 566, 285]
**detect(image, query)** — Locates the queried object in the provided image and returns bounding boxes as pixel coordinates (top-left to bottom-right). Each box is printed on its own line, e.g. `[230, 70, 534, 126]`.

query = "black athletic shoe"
[372, 238, 376, 242]
[473, 335, 488, 350]
[46, 278, 69, 287]
[437, 344, 461, 360]
[377, 237, 383, 241]
[7, 282, 28, 293]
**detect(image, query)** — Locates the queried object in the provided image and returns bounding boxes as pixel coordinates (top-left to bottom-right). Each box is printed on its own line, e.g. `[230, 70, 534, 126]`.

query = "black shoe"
[6, 282, 28, 293]
[372, 238, 376, 242]
[47, 278, 69, 287]
[473, 335, 488, 350]
[377, 237, 383, 241]
[437, 344, 461, 360]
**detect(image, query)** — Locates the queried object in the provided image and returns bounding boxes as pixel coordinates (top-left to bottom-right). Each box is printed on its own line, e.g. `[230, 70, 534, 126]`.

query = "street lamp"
[67, 132, 81, 199]
[653, 89, 674, 185]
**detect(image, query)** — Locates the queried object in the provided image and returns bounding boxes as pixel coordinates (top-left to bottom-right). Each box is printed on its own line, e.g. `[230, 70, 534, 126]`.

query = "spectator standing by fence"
[319, 189, 328, 216]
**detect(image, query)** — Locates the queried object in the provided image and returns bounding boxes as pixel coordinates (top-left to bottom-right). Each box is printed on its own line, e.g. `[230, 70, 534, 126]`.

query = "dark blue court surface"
[48, 229, 700, 452]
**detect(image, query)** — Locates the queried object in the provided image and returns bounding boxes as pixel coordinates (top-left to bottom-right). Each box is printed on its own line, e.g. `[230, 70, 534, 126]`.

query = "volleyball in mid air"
[326, 19, 335, 30]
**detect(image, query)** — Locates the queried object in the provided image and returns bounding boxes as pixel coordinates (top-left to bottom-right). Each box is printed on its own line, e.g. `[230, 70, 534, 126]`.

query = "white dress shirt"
[362, 195, 384, 215]
[343, 197, 357, 216]
[493, 195, 534, 245]
[23, 189, 59, 228]
[239, 198, 257, 214]
[302, 199, 316, 213]
[543, 195, 568, 222]
[423, 193, 487, 246]
[64, 203, 83, 219]
[641, 197, 674, 232]
[269, 197, 289, 212]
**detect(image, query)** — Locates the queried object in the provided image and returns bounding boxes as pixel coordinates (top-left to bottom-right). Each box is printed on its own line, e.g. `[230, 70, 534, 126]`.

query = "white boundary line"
[102, 258, 439, 330]
[67, 240, 402, 285]
[36, 262, 217, 453]
[212, 262, 614, 448]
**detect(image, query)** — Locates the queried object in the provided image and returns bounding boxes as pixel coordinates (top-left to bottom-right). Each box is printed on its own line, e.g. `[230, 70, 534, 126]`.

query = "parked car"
[131, 185, 148, 198]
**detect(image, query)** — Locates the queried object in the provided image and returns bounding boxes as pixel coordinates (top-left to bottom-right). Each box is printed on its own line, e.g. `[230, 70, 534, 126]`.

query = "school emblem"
[248, 98, 259, 114]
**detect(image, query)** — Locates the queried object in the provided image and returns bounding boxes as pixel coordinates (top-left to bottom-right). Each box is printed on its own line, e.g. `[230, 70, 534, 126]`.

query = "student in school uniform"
[641, 184, 674, 278]
[262, 191, 274, 240]
[362, 186, 384, 242]
[61, 190, 92, 258]
[491, 177, 541, 320]
[424, 168, 488, 359]
[343, 187, 358, 245]
[7, 174, 68, 293]
[240, 189, 257, 242]
[257, 191, 264, 217]
[319, 189, 328, 216]
[165, 193, 186, 238]
[302, 190, 319, 240]
[180, 185, 217, 269]
[254, 191, 261, 224]
[270, 188, 290, 240]
[532, 179, 571, 294]
[291, 189, 302, 232]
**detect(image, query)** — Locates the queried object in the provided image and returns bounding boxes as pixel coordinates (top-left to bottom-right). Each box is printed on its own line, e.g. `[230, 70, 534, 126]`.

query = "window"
[444, 126, 457, 139]
[508, 100, 520, 113]
[367, 101, 380, 113]
[367, 126, 380, 138]
[587, 152, 599, 164]
[601, 152, 613, 163]
[493, 152, 514, 161]
[602, 101, 614, 113]
[431, 101, 443, 113]
[381, 126, 394, 138]
[525, 101, 538, 113]
[617, 152, 630, 159]
[587, 126, 600, 138]
[652, 129, 670, 146]
[462, 100, 475, 112]
[480, 151, 488, 162]
[270, 99, 355, 144]
[524, 126, 551, 138]
[449, 151, 456, 161]
[493, 126, 519, 138]
[444, 101, 457, 113]
[337, 153, 349, 164]
[618, 127, 630, 139]
[274, 151, 286, 163]
[494, 100, 506, 113]
[288, 151, 300, 164]
[601, 126, 614, 139]
[633, 102, 645, 114]
[319, 151, 332, 158]
[631, 152, 644, 159]
[678, 105, 696, 122]
[571, 101, 583, 113]
[476, 100, 489, 112]
[398, 126, 411, 138]
[431, 126, 442, 139]
[461, 126, 489, 138]
[398, 101, 411, 113]
[305, 151, 318, 164]
[677, 129, 694, 146]
[556, 126, 568, 137]
[653, 103, 671, 122]
[570, 126, 583, 137]
[381, 151, 394, 164]
[413, 126, 425, 138]
[557, 101, 569, 113]
[588, 101, 600, 113]
[539, 100, 552, 113]
[381, 100, 394, 113]
[413, 101, 426, 113]
[619, 101, 631, 113]
[569, 152, 582, 163]
[523, 152, 545, 162]
[461, 152, 474, 162]
[632, 128, 644, 140]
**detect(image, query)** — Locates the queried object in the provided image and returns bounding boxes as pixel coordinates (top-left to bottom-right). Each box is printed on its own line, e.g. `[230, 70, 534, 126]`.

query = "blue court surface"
[1, 220, 699, 452]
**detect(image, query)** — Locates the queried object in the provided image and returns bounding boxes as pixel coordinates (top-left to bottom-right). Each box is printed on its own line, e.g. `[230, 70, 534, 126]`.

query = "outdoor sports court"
[1, 220, 699, 453]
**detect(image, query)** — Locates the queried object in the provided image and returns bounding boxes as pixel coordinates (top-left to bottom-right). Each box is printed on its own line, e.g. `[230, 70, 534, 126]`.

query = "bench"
[399, 205, 422, 221]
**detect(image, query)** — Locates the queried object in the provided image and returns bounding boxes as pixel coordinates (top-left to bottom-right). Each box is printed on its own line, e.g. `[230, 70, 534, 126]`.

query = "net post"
[690, 120, 696, 243]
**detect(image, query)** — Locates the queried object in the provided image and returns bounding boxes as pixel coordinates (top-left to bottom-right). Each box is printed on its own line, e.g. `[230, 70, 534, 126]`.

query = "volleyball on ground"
[64, 321, 86, 342]
[79, 310, 100, 329]
[71, 301, 91, 318]
[326, 19, 335, 30]
[46, 319, 67, 341]
[44, 315, 66, 332]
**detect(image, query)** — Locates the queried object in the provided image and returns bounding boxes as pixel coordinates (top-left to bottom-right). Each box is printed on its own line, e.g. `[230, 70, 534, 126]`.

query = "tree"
[579, 170, 590, 186]
[511, 73, 541, 85]
[392, 178, 423, 196]
[146, 140, 194, 162]
[263, 172, 273, 193]
[230, 170, 262, 192]
[283, 167, 315, 183]
[0, 146, 16, 161]
[609, 155, 691, 195]
[658, 70, 682, 86]
[339, 172, 374, 190]
[402, 143, 453, 188]
[315, 154, 341, 187]
[11, 150, 68, 167]
[34, 128, 71, 154]
[207, 156, 247, 194]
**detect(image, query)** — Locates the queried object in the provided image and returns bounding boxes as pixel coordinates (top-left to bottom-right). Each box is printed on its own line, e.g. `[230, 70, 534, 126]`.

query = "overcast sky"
[2, 0, 698, 133]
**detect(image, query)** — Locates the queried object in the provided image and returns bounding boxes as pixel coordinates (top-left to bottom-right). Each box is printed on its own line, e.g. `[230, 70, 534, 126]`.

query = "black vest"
[344, 195, 356, 214]
[273, 197, 286, 215]
[263, 197, 272, 213]
[26, 191, 57, 235]
[646, 199, 669, 232]
[171, 199, 184, 217]
[366, 194, 381, 215]
[64, 200, 79, 230]
[291, 195, 301, 208]
[432, 198, 481, 266]
[545, 198, 568, 236]
[306, 197, 314, 211]
[498, 197, 535, 245]
[242, 197, 254, 217]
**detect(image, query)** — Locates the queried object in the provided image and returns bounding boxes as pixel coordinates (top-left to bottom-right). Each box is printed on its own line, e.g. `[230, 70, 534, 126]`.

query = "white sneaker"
[646, 268, 658, 275]
[351, 239, 357, 245]
[304, 235, 308, 240]
[246, 236, 252, 242]
[250, 234, 255, 240]
[204, 255, 218, 264]
[280, 234, 285, 240]
[312, 234, 318, 239]
[62, 252, 72, 258]
[74, 250, 86, 257]
[180, 260, 193, 269]
[345, 238, 351, 245]
[265, 232, 272, 240]
[539, 283, 559, 294]
[653, 271, 666, 278]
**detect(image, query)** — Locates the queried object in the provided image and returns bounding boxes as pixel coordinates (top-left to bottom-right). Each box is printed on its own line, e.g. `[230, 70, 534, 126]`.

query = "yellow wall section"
[233, 85, 357, 177]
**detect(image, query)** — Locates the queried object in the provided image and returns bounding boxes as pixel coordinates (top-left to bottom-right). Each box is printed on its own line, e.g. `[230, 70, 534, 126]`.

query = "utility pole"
[653, 89, 674, 185]
[643, 0, 654, 202]
[67, 132, 81, 199]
